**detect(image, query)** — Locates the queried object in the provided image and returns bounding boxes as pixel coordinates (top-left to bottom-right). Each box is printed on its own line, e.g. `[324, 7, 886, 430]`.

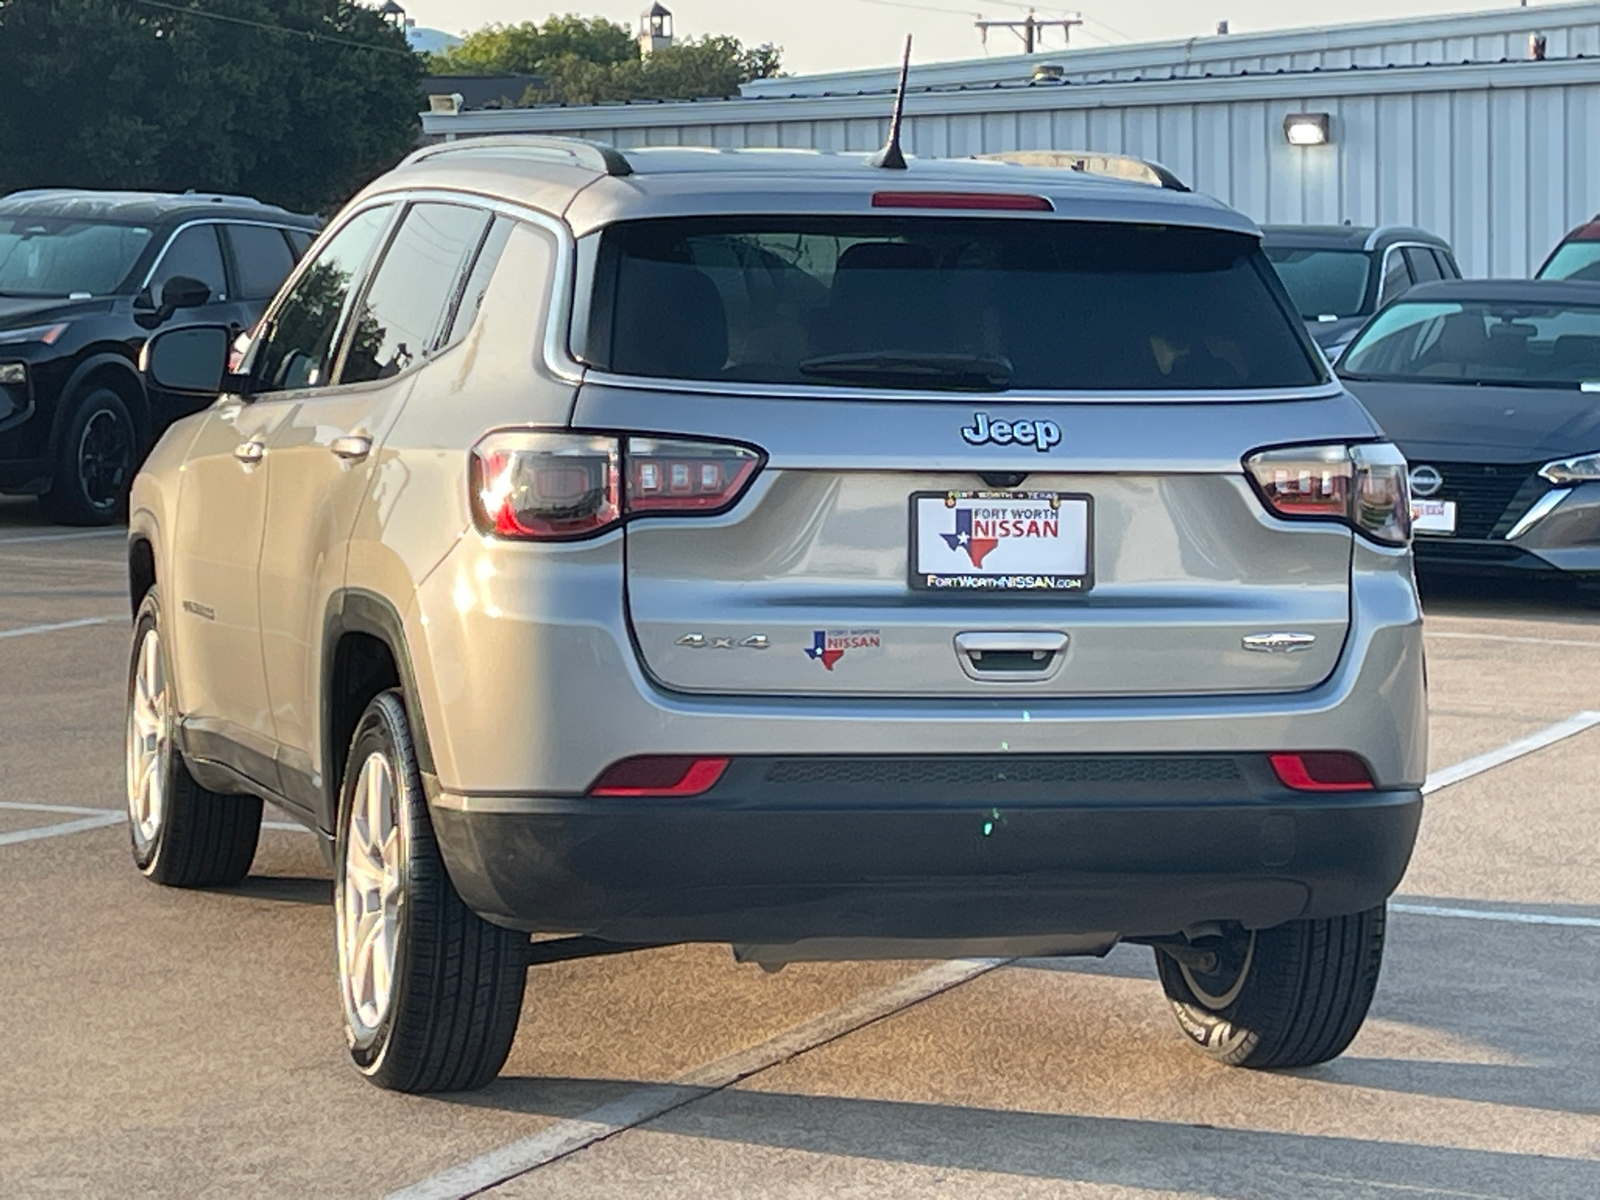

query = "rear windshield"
[584, 217, 1323, 392]
[1262, 246, 1374, 320]
[1340, 300, 1600, 388]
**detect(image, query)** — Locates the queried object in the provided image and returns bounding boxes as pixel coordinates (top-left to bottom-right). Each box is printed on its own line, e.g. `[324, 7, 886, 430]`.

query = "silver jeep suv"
[126, 138, 1426, 1093]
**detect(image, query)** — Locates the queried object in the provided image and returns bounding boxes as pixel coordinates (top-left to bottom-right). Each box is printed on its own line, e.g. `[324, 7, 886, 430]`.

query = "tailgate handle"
[954, 631, 1069, 677]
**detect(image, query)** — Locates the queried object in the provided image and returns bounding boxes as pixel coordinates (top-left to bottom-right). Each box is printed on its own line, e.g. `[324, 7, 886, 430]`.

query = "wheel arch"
[321, 590, 438, 834]
[47, 352, 151, 458]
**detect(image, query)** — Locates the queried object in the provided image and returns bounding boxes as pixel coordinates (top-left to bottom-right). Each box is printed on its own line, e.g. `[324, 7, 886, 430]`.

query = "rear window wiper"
[799, 352, 1014, 391]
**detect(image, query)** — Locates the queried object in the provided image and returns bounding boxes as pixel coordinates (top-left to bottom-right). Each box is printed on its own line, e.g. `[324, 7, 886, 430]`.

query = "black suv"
[0, 190, 321, 523]
[1262, 225, 1461, 360]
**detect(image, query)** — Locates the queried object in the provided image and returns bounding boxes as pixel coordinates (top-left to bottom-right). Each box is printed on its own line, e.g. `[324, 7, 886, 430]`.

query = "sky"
[394, 1, 1550, 75]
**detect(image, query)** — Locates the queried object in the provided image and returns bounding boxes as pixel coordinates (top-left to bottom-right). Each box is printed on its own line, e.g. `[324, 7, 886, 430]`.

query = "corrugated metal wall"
[740, 3, 1600, 93]
[443, 66, 1600, 279]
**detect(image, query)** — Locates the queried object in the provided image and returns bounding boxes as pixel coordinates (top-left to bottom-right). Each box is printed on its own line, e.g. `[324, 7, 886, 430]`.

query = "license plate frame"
[909, 490, 1094, 594]
[1411, 498, 1458, 536]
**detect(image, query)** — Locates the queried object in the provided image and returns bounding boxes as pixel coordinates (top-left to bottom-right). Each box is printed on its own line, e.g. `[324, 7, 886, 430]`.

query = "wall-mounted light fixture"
[1283, 112, 1332, 146]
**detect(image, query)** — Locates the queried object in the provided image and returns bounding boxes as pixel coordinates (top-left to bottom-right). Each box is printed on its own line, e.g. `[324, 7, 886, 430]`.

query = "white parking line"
[0, 813, 122, 847]
[1391, 902, 1600, 929]
[0, 802, 311, 838]
[0, 616, 123, 641]
[0, 529, 123, 545]
[1427, 630, 1600, 650]
[1422, 711, 1600, 795]
[387, 958, 1005, 1200]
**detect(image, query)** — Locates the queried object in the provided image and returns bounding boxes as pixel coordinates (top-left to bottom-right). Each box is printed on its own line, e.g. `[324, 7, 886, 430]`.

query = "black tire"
[1155, 905, 1387, 1069]
[335, 690, 527, 1093]
[46, 386, 137, 526]
[127, 589, 262, 887]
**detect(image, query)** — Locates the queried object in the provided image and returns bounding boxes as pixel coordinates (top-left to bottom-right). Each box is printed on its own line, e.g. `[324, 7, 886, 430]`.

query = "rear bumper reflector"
[590, 756, 730, 797]
[1269, 752, 1375, 792]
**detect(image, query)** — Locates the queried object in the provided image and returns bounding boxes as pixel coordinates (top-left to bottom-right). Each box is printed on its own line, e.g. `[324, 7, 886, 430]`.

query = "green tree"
[429, 13, 637, 75]
[0, 0, 423, 213]
[429, 11, 782, 103]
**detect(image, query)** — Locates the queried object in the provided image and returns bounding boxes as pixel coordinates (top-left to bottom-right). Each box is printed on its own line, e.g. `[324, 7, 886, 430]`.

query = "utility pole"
[975, 9, 1084, 54]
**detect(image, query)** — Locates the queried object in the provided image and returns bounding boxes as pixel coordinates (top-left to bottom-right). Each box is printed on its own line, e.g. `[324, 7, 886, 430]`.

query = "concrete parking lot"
[2, 495, 1597, 1199]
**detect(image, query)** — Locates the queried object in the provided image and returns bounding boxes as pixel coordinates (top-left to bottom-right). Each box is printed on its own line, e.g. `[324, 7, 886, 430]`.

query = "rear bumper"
[431, 758, 1423, 945]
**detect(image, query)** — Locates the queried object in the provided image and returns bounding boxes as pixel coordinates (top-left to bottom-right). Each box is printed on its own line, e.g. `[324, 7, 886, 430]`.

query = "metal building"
[421, 3, 1600, 278]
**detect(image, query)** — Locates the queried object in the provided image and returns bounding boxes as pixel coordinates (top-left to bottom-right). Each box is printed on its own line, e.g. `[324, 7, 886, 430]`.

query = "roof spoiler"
[406, 135, 633, 178]
[975, 150, 1188, 192]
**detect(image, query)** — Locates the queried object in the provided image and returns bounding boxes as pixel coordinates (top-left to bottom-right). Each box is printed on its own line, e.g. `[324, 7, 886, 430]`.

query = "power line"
[124, 0, 416, 58]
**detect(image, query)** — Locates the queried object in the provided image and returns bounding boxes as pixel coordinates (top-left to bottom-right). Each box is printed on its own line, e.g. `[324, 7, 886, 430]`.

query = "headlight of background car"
[1539, 453, 1600, 485]
[0, 322, 69, 347]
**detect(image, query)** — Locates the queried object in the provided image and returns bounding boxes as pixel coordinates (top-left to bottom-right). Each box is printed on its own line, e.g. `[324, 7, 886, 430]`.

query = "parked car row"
[0, 190, 321, 523]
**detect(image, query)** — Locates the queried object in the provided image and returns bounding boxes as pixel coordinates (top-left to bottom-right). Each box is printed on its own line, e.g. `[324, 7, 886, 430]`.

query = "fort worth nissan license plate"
[911, 491, 1093, 592]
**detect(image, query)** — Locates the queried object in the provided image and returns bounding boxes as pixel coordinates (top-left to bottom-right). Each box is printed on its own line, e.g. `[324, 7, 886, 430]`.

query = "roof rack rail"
[407, 135, 633, 178]
[976, 150, 1189, 192]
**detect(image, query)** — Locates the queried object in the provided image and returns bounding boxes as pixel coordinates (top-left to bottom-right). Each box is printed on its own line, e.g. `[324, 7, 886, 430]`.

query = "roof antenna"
[869, 35, 913, 170]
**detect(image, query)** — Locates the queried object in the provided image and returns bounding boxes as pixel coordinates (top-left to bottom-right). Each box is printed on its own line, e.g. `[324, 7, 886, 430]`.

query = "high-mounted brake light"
[1269, 752, 1375, 793]
[471, 432, 762, 541]
[1244, 442, 1411, 547]
[591, 756, 730, 797]
[871, 191, 1054, 212]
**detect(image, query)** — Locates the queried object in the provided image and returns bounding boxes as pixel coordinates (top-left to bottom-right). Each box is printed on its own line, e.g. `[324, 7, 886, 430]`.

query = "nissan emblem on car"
[961, 412, 1062, 452]
[1409, 465, 1443, 498]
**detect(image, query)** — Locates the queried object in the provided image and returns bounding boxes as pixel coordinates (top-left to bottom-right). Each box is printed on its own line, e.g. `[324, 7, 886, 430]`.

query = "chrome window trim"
[578, 369, 1346, 405]
[138, 217, 313, 299]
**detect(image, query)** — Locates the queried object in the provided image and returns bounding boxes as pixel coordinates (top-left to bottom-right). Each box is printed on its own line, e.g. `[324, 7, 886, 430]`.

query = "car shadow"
[215, 875, 332, 907]
[434, 1078, 1600, 1197]
[1418, 569, 1600, 622]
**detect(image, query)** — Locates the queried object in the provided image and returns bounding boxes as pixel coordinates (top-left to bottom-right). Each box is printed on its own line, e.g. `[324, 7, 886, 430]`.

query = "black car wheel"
[46, 387, 137, 526]
[1155, 905, 1387, 1069]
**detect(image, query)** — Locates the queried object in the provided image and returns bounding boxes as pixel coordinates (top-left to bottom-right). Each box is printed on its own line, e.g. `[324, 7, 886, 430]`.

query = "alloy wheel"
[77, 406, 132, 512]
[339, 752, 404, 1040]
[126, 627, 170, 850]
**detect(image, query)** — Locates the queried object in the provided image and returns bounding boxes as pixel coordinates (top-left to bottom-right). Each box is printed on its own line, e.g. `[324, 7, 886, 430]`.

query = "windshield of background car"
[585, 216, 1325, 392]
[1537, 240, 1600, 282]
[1339, 300, 1600, 387]
[1262, 246, 1374, 320]
[0, 216, 153, 296]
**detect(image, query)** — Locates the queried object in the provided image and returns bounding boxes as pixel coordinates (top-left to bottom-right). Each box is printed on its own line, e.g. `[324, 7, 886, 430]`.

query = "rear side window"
[225, 224, 297, 299]
[588, 217, 1323, 392]
[285, 229, 315, 258]
[338, 202, 490, 385]
[1404, 247, 1443, 284]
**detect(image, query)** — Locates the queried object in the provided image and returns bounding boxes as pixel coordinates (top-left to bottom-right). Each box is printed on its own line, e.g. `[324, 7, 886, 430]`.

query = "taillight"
[1269, 752, 1375, 792]
[590, 756, 730, 797]
[471, 432, 762, 541]
[1244, 442, 1410, 546]
[627, 437, 762, 514]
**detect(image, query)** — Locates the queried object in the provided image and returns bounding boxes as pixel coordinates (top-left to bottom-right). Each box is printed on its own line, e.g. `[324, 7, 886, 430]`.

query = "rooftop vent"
[1032, 63, 1065, 83]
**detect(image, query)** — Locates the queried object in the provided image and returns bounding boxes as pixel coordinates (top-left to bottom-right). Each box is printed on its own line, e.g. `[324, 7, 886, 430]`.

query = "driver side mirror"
[142, 325, 235, 395]
[157, 275, 213, 322]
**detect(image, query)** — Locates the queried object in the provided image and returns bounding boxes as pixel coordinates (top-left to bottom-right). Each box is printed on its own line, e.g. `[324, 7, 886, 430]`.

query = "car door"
[167, 204, 395, 796]
[255, 200, 492, 818]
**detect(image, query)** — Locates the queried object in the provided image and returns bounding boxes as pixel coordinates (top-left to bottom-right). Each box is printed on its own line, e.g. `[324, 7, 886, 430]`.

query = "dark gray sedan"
[1338, 278, 1600, 578]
